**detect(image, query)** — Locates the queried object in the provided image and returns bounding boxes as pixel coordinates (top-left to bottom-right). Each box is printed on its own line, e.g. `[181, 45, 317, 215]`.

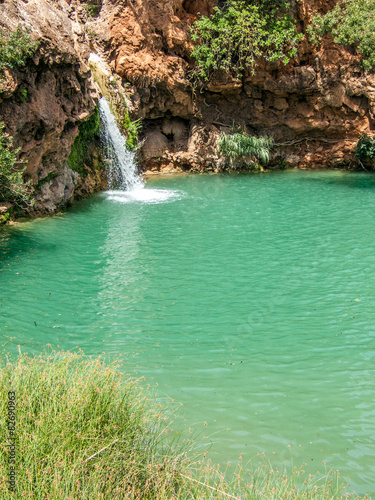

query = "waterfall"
[99, 97, 143, 190]
[98, 95, 182, 204]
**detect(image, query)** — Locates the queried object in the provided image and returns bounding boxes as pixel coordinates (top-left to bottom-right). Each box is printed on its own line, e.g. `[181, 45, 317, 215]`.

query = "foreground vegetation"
[0, 350, 367, 499]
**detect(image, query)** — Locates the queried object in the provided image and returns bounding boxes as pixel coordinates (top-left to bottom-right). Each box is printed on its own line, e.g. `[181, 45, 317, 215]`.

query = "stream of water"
[0, 103, 375, 496]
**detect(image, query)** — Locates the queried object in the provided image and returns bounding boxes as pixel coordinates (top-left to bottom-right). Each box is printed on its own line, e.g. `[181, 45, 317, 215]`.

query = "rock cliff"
[1, 0, 375, 219]
[105, 0, 375, 172]
[0, 0, 105, 217]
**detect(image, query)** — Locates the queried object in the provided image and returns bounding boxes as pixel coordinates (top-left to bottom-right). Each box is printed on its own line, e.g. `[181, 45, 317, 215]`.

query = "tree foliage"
[218, 131, 274, 168]
[190, 0, 303, 83]
[308, 0, 375, 70]
[0, 122, 32, 206]
[0, 25, 39, 74]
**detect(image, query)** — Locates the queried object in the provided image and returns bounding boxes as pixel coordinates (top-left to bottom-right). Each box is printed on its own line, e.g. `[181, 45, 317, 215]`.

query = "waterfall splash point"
[99, 97, 182, 204]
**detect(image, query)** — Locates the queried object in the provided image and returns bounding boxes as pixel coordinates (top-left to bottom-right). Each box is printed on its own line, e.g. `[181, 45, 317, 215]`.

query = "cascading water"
[99, 97, 144, 190]
[99, 96, 182, 204]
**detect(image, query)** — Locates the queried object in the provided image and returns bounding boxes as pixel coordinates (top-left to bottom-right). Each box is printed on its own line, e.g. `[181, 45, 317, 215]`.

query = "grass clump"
[0, 349, 367, 499]
[190, 0, 303, 84]
[67, 107, 101, 175]
[308, 0, 375, 71]
[218, 131, 274, 169]
[0, 122, 33, 207]
[123, 112, 142, 151]
[0, 350, 184, 499]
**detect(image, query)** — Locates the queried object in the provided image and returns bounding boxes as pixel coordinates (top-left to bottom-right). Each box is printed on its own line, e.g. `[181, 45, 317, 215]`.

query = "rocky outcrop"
[102, 0, 375, 172]
[0, 0, 106, 217]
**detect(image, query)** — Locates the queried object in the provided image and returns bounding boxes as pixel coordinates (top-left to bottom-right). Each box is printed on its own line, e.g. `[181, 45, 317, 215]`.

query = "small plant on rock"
[355, 135, 375, 169]
[120, 92, 142, 150]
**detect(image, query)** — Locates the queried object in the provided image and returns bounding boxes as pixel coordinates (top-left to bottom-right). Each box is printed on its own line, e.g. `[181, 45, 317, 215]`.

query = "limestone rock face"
[0, 0, 103, 215]
[103, 0, 375, 170]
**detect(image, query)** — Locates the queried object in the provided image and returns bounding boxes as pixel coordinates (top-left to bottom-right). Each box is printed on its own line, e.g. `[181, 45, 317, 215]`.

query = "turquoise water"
[1, 170, 375, 496]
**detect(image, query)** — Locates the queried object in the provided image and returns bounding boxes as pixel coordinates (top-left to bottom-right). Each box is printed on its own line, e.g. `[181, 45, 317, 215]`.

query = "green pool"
[1, 170, 375, 496]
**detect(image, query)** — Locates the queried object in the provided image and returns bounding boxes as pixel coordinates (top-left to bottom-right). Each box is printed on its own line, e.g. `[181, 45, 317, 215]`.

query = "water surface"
[1, 170, 375, 495]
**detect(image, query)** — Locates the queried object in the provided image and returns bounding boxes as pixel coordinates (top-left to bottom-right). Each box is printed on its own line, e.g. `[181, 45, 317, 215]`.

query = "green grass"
[0, 350, 368, 499]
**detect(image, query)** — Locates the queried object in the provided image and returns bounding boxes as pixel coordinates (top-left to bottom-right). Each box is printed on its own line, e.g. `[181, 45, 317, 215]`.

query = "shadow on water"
[0, 195, 103, 266]
[0, 226, 58, 265]
[295, 169, 375, 190]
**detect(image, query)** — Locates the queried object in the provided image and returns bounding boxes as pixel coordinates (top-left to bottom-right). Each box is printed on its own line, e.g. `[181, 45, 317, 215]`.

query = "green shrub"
[355, 135, 375, 170]
[67, 107, 101, 175]
[308, 0, 375, 71]
[0, 25, 38, 75]
[218, 131, 274, 168]
[82, 2, 101, 17]
[17, 88, 28, 103]
[190, 0, 303, 84]
[123, 113, 142, 151]
[0, 122, 32, 207]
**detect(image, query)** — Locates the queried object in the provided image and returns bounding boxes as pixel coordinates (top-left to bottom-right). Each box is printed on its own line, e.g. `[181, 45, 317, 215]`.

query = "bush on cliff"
[355, 135, 375, 169]
[308, 0, 375, 71]
[190, 0, 303, 84]
[0, 122, 32, 207]
[0, 25, 39, 76]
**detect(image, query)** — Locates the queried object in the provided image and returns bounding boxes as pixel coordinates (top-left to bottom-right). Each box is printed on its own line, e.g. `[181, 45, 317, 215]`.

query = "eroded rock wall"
[103, 0, 375, 171]
[0, 0, 106, 216]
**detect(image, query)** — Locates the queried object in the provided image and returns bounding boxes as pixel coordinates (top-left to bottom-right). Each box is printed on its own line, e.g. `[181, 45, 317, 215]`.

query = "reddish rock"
[0, 0, 101, 216]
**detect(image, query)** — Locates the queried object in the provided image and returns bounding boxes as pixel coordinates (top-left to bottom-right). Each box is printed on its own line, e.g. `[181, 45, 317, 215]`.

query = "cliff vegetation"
[191, 0, 303, 84]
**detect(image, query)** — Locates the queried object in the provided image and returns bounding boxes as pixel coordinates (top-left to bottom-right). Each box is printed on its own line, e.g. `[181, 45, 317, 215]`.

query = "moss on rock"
[67, 106, 101, 175]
